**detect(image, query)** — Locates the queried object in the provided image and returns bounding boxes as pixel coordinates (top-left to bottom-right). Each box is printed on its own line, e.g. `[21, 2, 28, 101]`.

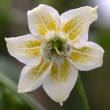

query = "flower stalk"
[76, 74, 90, 110]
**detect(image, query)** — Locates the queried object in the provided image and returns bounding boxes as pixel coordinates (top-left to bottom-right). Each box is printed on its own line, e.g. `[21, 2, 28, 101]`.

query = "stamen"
[62, 52, 67, 57]
[55, 47, 67, 57]
[53, 37, 57, 42]
[53, 59, 57, 67]
[46, 44, 52, 51]
[47, 52, 51, 59]
[67, 45, 71, 51]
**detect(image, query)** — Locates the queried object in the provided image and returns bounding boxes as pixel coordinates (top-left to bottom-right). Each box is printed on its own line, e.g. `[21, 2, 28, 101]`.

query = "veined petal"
[5, 34, 43, 66]
[43, 58, 78, 106]
[28, 4, 60, 39]
[59, 6, 98, 48]
[67, 42, 104, 71]
[18, 58, 52, 93]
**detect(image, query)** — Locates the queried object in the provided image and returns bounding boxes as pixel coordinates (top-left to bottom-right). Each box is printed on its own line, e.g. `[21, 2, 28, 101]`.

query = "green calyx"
[52, 40, 62, 50]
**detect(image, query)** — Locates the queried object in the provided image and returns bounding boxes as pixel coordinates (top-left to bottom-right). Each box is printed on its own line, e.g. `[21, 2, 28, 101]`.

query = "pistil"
[55, 47, 67, 57]
[54, 47, 63, 56]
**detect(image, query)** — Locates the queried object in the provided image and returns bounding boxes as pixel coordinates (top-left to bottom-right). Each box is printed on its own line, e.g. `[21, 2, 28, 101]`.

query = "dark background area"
[0, 0, 110, 110]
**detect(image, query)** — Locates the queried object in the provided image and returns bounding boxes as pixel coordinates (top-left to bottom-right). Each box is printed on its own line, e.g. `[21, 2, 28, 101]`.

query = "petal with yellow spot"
[18, 58, 52, 93]
[59, 6, 98, 48]
[28, 4, 59, 39]
[67, 41, 104, 71]
[5, 34, 43, 66]
[43, 58, 78, 106]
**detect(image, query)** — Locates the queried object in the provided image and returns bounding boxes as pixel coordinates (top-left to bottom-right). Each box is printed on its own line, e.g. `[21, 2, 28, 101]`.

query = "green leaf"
[0, 72, 44, 110]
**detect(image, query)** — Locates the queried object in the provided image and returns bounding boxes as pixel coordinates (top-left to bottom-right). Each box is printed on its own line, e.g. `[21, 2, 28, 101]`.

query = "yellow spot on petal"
[50, 65, 59, 81]
[50, 58, 71, 83]
[24, 48, 40, 56]
[68, 46, 96, 64]
[29, 59, 51, 81]
[60, 15, 84, 41]
[20, 40, 42, 57]
[35, 14, 58, 38]
[25, 40, 42, 46]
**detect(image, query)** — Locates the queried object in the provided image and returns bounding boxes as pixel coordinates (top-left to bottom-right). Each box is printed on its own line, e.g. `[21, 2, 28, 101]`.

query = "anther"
[53, 37, 57, 42]
[67, 45, 71, 51]
[62, 52, 67, 57]
[46, 44, 52, 51]
[53, 59, 57, 67]
[47, 52, 51, 59]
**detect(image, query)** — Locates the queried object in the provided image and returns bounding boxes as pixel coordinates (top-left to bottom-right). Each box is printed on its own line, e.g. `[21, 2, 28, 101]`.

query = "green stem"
[0, 72, 44, 110]
[76, 74, 90, 110]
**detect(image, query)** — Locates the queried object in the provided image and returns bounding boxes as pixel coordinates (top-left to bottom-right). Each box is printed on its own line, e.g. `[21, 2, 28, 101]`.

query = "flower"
[5, 4, 104, 106]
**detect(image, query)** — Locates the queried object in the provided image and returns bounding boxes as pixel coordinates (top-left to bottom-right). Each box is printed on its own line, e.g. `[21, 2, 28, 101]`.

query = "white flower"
[5, 4, 104, 106]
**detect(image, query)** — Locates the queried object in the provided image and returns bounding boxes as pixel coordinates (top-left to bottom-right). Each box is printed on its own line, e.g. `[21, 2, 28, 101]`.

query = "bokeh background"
[0, 0, 110, 110]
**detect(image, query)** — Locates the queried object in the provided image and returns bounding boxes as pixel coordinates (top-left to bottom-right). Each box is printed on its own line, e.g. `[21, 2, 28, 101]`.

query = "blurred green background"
[0, 0, 110, 110]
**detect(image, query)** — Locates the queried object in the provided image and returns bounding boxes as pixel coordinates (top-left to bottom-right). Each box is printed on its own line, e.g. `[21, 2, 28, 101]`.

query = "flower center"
[44, 35, 71, 66]
[52, 40, 61, 50]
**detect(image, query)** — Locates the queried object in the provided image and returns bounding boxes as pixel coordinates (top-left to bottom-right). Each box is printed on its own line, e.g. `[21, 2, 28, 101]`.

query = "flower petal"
[43, 58, 78, 106]
[18, 58, 52, 93]
[59, 6, 98, 48]
[5, 34, 43, 66]
[28, 4, 60, 39]
[67, 41, 104, 71]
